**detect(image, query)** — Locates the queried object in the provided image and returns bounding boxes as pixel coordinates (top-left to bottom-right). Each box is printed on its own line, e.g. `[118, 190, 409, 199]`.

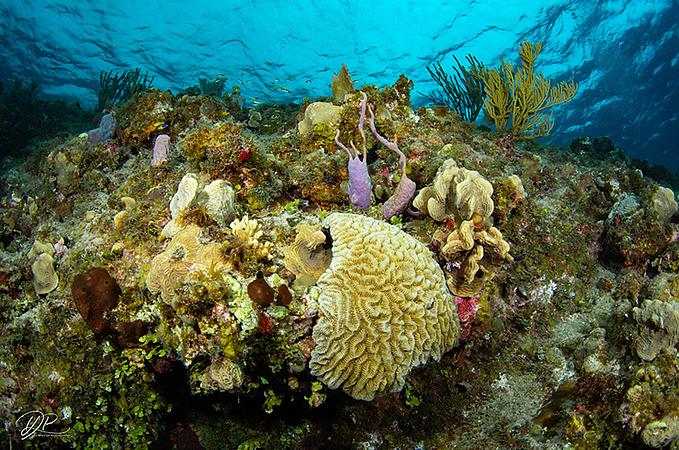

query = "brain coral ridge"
[309, 213, 460, 401]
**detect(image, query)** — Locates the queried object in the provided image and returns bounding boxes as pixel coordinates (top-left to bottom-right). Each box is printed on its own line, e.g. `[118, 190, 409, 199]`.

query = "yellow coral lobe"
[413, 158, 494, 226]
[310, 213, 460, 401]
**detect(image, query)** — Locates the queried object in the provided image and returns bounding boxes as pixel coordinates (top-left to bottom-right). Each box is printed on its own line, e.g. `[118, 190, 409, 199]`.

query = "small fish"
[305, 79, 312, 84]
[216, 73, 225, 77]
[252, 99, 264, 105]
[153, 121, 167, 129]
[275, 86, 291, 93]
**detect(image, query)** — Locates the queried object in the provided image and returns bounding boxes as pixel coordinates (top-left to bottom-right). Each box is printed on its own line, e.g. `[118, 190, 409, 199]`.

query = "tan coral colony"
[309, 213, 460, 401]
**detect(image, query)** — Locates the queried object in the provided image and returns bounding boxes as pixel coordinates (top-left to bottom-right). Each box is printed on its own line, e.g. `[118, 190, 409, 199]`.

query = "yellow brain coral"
[310, 213, 460, 401]
[413, 158, 494, 226]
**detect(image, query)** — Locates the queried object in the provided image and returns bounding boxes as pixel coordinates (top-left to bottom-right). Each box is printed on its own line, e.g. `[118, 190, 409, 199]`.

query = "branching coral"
[97, 68, 154, 111]
[483, 41, 578, 138]
[309, 213, 460, 401]
[426, 53, 486, 122]
[229, 215, 272, 261]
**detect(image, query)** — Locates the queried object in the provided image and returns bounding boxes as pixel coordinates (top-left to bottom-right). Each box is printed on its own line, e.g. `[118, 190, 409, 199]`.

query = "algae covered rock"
[31, 253, 58, 295]
[602, 193, 674, 267]
[200, 357, 244, 392]
[52, 151, 79, 192]
[641, 415, 679, 448]
[309, 213, 460, 401]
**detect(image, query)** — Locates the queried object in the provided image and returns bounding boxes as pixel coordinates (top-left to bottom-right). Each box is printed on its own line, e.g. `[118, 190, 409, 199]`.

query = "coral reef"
[1, 66, 678, 449]
[310, 213, 460, 400]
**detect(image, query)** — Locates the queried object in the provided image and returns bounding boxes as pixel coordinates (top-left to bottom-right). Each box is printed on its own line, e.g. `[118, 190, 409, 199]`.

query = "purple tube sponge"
[335, 92, 371, 210]
[151, 134, 171, 166]
[368, 105, 416, 219]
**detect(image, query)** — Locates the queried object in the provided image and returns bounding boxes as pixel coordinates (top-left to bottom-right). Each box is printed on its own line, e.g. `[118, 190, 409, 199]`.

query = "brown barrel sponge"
[72, 268, 121, 336]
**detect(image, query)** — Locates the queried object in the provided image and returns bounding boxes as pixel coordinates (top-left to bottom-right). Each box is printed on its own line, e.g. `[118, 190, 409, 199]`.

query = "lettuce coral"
[309, 213, 460, 401]
[633, 299, 679, 361]
[413, 158, 494, 226]
[437, 219, 513, 297]
[146, 224, 224, 304]
[282, 223, 332, 287]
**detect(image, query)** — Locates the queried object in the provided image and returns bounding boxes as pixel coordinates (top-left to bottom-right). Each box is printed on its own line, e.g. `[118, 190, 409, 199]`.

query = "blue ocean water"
[0, 0, 677, 165]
